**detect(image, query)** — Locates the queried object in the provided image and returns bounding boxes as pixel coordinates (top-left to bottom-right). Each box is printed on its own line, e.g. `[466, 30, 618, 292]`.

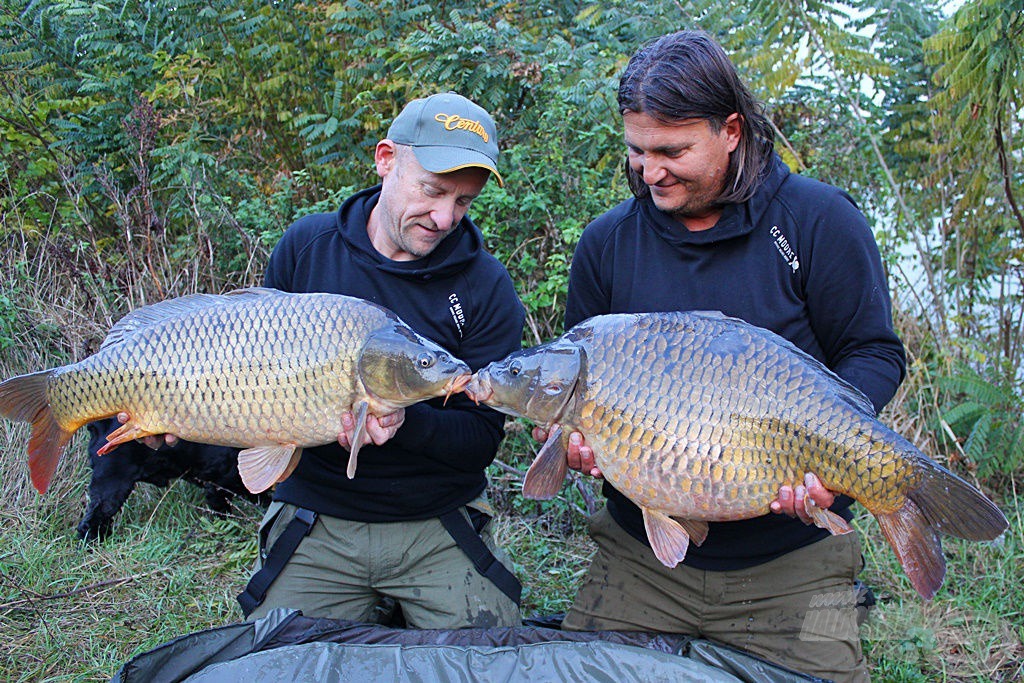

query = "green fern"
[939, 364, 1024, 478]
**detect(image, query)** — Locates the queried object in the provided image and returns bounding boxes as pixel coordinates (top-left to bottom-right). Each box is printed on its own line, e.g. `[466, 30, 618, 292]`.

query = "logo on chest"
[769, 225, 800, 272]
[448, 292, 466, 339]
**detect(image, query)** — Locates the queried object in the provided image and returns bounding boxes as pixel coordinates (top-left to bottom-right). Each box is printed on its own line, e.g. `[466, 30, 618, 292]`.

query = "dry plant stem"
[0, 570, 165, 611]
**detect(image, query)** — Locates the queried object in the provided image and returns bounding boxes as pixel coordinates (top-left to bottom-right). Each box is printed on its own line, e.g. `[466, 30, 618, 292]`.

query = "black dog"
[78, 417, 269, 541]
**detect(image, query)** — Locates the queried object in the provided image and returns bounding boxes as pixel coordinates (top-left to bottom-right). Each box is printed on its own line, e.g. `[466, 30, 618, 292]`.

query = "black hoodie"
[566, 155, 907, 570]
[265, 186, 524, 521]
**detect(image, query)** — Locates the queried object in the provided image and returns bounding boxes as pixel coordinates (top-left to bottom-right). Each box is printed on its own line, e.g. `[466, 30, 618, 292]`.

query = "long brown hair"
[618, 30, 775, 204]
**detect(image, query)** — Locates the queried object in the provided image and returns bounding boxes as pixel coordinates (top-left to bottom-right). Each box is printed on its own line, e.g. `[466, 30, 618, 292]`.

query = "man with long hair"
[552, 31, 905, 681]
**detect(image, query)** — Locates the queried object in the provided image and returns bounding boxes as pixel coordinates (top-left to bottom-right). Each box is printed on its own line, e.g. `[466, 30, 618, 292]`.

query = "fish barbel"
[0, 288, 471, 494]
[465, 311, 1008, 600]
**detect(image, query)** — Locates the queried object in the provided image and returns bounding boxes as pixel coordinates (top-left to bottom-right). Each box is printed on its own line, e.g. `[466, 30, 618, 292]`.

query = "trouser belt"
[439, 508, 522, 606]
[237, 506, 318, 617]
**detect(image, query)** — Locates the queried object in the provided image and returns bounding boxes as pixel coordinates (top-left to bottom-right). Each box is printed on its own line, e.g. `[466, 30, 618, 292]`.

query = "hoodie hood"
[335, 185, 486, 281]
[641, 154, 790, 249]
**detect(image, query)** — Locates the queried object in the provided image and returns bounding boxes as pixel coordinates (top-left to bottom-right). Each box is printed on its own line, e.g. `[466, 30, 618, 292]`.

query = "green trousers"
[246, 500, 521, 629]
[563, 507, 869, 683]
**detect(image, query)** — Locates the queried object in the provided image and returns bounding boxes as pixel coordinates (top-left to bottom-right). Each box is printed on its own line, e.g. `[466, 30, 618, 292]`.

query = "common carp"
[0, 288, 471, 495]
[465, 311, 1008, 599]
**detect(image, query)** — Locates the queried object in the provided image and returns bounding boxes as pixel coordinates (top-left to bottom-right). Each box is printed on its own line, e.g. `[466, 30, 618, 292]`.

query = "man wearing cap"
[237, 92, 525, 629]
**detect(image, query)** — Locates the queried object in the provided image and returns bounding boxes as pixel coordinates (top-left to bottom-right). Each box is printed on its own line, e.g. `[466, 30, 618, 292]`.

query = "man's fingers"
[581, 446, 603, 479]
[805, 473, 836, 508]
[337, 412, 355, 448]
[566, 431, 583, 470]
[770, 485, 795, 516]
[793, 484, 812, 524]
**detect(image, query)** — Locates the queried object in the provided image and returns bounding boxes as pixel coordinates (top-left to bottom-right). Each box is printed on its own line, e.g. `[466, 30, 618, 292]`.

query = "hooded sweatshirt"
[264, 185, 525, 521]
[566, 154, 907, 570]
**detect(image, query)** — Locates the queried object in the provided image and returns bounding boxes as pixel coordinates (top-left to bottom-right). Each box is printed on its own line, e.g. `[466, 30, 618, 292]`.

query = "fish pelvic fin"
[643, 507, 691, 568]
[97, 418, 160, 455]
[803, 498, 854, 535]
[875, 497, 945, 600]
[675, 518, 709, 547]
[237, 444, 298, 494]
[0, 370, 74, 494]
[278, 447, 303, 483]
[346, 401, 370, 480]
[522, 424, 568, 499]
[908, 458, 1009, 541]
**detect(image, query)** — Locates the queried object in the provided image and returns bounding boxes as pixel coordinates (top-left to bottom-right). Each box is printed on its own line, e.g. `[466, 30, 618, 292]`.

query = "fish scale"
[0, 287, 470, 495]
[467, 310, 1008, 599]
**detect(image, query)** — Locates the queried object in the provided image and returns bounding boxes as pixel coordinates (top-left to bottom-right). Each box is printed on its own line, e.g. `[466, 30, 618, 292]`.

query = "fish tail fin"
[909, 457, 1009, 541]
[873, 451, 1009, 600]
[875, 498, 945, 600]
[0, 370, 74, 494]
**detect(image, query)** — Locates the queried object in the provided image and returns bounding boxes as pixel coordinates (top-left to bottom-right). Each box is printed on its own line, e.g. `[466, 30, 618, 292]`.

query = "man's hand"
[338, 409, 406, 449]
[531, 424, 603, 478]
[770, 473, 836, 523]
[116, 412, 178, 450]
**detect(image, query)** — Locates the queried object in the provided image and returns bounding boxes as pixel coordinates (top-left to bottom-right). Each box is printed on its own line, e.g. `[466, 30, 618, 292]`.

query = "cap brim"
[412, 146, 504, 187]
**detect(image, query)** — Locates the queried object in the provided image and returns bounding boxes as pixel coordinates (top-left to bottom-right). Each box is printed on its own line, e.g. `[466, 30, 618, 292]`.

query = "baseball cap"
[387, 93, 504, 186]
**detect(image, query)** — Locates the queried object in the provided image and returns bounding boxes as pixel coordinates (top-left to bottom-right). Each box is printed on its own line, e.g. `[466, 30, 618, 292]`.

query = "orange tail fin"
[875, 498, 945, 600]
[0, 370, 75, 494]
[874, 452, 1010, 600]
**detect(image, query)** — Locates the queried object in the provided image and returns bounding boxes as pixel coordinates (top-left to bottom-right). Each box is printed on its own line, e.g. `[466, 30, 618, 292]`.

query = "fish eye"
[509, 360, 522, 377]
[417, 352, 436, 368]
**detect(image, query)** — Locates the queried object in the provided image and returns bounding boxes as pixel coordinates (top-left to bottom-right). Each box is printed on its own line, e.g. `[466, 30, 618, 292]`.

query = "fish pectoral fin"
[98, 419, 159, 455]
[803, 498, 854, 535]
[522, 425, 568, 500]
[875, 498, 945, 600]
[643, 507, 691, 568]
[237, 444, 298, 494]
[346, 401, 370, 480]
[674, 518, 709, 547]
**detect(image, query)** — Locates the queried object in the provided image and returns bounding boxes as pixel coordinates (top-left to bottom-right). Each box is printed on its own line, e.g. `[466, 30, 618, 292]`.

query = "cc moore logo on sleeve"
[769, 225, 800, 272]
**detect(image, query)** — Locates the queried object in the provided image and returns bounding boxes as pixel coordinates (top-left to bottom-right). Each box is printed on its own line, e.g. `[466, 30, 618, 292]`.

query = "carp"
[465, 311, 1008, 599]
[0, 288, 471, 495]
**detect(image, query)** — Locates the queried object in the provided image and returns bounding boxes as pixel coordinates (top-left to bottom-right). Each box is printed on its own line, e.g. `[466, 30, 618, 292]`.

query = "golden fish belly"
[582, 413, 796, 520]
[574, 374, 917, 520]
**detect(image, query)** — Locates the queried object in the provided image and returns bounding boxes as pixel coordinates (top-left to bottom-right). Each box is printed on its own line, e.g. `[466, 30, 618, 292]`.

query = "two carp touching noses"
[0, 290, 1008, 600]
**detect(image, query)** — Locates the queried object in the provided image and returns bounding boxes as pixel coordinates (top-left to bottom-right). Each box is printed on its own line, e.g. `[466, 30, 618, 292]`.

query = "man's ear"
[724, 113, 742, 153]
[374, 140, 398, 178]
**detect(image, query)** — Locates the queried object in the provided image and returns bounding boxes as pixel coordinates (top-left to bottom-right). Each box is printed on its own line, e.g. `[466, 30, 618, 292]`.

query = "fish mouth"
[443, 373, 473, 406]
[462, 376, 493, 406]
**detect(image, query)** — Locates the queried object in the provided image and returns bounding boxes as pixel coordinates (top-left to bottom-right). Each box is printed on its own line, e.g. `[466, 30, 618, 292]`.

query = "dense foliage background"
[1, 0, 1022, 680]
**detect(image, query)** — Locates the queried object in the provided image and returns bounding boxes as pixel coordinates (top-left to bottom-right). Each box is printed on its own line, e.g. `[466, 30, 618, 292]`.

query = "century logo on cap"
[434, 113, 489, 143]
[387, 92, 503, 186]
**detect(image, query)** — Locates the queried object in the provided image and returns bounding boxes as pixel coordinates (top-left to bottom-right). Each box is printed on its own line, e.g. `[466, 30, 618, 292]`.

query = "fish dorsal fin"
[100, 287, 284, 350]
[688, 310, 878, 417]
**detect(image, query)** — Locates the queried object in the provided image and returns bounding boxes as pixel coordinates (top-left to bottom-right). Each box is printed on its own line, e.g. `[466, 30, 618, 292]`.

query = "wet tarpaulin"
[111, 609, 828, 683]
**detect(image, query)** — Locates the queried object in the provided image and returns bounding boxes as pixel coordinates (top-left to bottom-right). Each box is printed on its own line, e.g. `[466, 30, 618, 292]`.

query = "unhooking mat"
[111, 609, 829, 683]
